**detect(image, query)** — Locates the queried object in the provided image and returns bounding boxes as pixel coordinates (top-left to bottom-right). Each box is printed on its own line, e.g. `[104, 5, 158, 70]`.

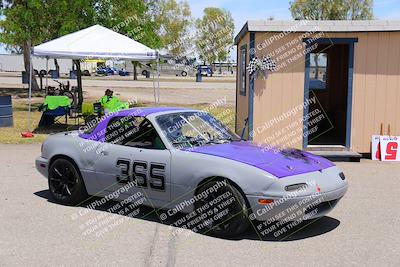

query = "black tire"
[181, 71, 188, 77]
[194, 179, 250, 237]
[63, 91, 75, 105]
[142, 70, 148, 76]
[48, 158, 88, 206]
[39, 70, 47, 77]
[34, 69, 39, 76]
[83, 70, 90, 76]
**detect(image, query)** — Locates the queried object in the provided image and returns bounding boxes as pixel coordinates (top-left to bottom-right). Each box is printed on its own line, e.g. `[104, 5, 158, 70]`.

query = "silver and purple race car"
[36, 107, 348, 236]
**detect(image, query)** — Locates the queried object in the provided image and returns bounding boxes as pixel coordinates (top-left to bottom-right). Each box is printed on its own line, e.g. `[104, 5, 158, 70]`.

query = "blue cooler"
[0, 95, 13, 127]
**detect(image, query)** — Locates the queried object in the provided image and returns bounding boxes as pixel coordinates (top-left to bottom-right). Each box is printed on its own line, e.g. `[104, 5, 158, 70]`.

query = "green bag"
[43, 96, 71, 110]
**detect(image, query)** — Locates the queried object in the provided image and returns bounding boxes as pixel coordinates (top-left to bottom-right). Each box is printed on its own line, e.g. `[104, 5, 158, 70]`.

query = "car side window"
[106, 116, 166, 150]
[106, 116, 144, 145]
[124, 119, 166, 150]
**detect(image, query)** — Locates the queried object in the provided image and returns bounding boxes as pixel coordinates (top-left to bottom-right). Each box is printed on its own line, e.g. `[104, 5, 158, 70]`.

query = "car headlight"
[339, 172, 346, 180]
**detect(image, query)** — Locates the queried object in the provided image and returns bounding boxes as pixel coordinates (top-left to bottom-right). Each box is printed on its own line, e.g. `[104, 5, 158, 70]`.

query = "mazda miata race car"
[36, 107, 348, 236]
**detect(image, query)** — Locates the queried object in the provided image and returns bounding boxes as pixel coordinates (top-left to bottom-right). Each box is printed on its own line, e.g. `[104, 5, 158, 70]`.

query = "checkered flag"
[247, 55, 276, 79]
[261, 56, 276, 72]
[247, 57, 258, 75]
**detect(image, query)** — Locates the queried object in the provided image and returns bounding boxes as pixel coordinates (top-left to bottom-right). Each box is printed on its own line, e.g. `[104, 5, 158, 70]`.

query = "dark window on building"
[309, 53, 328, 90]
[239, 45, 247, 96]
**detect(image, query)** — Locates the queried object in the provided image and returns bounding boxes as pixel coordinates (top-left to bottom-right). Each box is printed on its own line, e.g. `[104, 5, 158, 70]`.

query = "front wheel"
[48, 158, 88, 206]
[194, 180, 250, 237]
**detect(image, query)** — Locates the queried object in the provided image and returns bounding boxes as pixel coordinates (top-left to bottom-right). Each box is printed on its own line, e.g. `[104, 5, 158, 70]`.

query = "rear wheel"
[48, 158, 88, 206]
[39, 70, 47, 77]
[63, 91, 75, 105]
[194, 180, 250, 237]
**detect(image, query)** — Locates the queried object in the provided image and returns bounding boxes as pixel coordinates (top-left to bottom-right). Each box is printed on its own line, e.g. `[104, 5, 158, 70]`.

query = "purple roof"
[79, 107, 187, 141]
[183, 141, 334, 178]
[112, 107, 187, 117]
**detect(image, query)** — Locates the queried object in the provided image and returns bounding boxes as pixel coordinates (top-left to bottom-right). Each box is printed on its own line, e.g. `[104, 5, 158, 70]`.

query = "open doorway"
[304, 39, 356, 148]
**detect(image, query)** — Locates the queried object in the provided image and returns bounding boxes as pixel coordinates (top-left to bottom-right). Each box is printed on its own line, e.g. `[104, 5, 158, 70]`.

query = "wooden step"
[306, 145, 348, 151]
[307, 149, 362, 162]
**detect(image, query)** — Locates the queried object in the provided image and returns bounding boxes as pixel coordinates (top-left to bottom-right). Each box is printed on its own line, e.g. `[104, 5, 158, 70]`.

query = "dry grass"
[0, 103, 48, 144]
[0, 102, 235, 144]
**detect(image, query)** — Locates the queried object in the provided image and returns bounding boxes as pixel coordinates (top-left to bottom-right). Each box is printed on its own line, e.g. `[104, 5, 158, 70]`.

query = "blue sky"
[188, 0, 400, 33]
[1, 0, 400, 54]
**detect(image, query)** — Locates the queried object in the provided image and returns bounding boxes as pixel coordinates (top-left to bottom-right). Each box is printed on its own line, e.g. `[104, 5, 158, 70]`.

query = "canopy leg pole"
[74, 59, 83, 109]
[152, 65, 157, 105]
[45, 57, 48, 93]
[156, 53, 160, 104]
[28, 51, 33, 132]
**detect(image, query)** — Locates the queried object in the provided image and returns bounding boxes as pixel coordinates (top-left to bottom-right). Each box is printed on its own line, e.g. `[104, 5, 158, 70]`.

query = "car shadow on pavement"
[34, 190, 340, 242]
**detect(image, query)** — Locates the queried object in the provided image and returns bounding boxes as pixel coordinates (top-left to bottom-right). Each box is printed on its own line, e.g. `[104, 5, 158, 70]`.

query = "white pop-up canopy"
[27, 25, 160, 131]
[33, 24, 158, 61]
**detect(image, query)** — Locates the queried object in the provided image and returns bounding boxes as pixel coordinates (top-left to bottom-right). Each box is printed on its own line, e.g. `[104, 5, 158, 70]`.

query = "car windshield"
[156, 111, 240, 149]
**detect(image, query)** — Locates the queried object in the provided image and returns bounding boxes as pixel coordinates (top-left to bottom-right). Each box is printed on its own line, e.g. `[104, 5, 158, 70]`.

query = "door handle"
[100, 150, 109, 156]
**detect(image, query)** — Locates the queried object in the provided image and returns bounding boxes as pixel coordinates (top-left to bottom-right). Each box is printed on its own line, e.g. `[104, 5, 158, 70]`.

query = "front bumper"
[35, 156, 49, 179]
[247, 183, 348, 223]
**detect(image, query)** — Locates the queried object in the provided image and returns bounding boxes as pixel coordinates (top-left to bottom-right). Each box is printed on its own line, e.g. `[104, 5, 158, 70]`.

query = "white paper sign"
[379, 136, 400, 162]
[371, 135, 381, 161]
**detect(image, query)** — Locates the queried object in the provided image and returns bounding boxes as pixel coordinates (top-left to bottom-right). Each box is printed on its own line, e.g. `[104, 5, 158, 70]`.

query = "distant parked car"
[118, 69, 129, 76]
[96, 67, 115, 75]
[110, 67, 119, 75]
[199, 66, 213, 77]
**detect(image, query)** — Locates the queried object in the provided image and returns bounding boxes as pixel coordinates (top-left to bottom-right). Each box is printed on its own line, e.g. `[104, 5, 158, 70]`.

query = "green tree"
[195, 7, 235, 72]
[347, 0, 374, 19]
[42, 0, 95, 75]
[96, 0, 162, 80]
[290, 0, 373, 20]
[0, 0, 96, 91]
[0, 0, 47, 91]
[154, 0, 192, 57]
[290, 0, 373, 81]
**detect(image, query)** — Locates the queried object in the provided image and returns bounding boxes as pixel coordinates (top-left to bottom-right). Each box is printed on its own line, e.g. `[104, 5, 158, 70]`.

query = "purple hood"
[183, 141, 334, 178]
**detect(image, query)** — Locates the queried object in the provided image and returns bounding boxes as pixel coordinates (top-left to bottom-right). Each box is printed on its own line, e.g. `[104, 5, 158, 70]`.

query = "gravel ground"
[0, 76, 235, 105]
[0, 144, 399, 266]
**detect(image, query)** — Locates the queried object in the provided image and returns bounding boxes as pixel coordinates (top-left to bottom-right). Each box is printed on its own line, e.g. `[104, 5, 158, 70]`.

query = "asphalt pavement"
[0, 144, 399, 266]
